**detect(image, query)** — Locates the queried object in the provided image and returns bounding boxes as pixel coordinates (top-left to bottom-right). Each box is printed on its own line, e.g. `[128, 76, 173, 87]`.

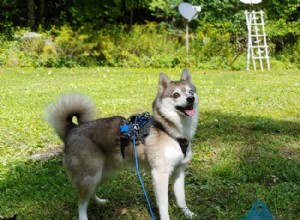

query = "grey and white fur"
[45, 68, 199, 220]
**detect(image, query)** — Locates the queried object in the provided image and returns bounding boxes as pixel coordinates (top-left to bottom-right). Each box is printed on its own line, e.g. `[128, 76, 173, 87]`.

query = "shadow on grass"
[187, 111, 300, 219]
[195, 111, 300, 182]
[0, 111, 299, 219]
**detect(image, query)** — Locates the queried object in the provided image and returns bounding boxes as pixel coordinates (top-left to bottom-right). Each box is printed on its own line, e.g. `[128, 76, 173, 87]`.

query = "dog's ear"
[159, 73, 170, 92]
[181, 68, 192, 83]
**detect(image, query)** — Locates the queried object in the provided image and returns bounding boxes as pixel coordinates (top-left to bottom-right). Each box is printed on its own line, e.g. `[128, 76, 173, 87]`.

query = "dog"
[45, 68, 199, 220]
[0, 214, 17, 220]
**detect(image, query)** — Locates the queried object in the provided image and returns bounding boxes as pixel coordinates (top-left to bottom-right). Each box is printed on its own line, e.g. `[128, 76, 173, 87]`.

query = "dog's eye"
[173, 92, 180, 99]
[189, 90, 194, 95]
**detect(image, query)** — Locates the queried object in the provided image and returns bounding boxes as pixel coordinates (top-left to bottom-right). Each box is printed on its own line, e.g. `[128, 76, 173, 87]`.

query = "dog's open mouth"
[176, 105, 196, 117]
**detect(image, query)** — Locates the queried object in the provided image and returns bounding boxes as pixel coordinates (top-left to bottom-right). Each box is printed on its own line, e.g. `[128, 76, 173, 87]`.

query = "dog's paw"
[182, 207, 195, 219]
[94, 195, 108, 205]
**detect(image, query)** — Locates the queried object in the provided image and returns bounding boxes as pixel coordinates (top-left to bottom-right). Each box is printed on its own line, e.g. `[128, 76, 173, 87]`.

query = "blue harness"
[119, 112, 189, 158]
[119, 112, 152, 158]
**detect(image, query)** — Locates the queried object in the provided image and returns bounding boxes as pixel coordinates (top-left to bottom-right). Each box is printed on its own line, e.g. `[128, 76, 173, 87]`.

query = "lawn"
[0, 67, 299, 219]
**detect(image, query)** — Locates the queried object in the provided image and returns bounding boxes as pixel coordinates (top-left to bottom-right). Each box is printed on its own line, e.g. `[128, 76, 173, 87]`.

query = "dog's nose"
[186, 96, 195, 104]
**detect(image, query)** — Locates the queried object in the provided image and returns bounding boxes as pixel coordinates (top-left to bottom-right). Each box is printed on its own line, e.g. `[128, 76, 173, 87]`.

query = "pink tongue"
[185, 108, 196, 117]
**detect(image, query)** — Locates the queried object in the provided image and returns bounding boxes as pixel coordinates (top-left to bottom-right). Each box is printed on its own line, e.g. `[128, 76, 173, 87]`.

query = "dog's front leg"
[173, 167, 195, 218]
[152, 169, 170, 220]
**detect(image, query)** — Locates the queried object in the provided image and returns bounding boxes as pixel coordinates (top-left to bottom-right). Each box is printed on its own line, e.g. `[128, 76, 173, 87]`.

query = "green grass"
[0, 67, 299, 219]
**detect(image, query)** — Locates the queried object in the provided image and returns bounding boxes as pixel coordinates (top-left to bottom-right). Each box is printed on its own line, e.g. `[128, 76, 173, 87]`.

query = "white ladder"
[245, 10, 270, 71]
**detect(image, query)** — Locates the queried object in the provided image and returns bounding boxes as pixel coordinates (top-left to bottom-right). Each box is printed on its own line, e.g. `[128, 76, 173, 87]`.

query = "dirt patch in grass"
[29, 145, 62, 162]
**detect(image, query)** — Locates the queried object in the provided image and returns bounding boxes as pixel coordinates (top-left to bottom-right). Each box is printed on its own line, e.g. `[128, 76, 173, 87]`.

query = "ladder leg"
[254, 11, 263, 71]
[251, 12, 257, 71]
[260, 10, 270, 71]
[245, 11, 251, 71]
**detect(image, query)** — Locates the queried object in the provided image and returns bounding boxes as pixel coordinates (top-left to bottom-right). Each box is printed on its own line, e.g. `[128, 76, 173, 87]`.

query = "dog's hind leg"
[172, 166, 195, 218]
[93, 194, 108, 205]
[77, 168, 104, 220]
[72, 151, 105, 220]
[78, 198, 89, 220]
[78, 187, 93, 220]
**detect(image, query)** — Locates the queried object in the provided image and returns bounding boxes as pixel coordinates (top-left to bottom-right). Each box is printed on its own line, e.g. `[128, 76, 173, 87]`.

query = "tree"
[27, 0, 35, 30]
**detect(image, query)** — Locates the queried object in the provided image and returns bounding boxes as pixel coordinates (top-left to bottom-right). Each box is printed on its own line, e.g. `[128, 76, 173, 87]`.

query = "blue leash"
[132, 118, 156, 220]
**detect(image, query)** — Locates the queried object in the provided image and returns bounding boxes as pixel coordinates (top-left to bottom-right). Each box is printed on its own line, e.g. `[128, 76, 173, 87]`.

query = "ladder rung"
[251, 34, 265, 37]
[253, 57, 270, 59]
[251, 46, 268, 48]
[248, 11, 264, 14]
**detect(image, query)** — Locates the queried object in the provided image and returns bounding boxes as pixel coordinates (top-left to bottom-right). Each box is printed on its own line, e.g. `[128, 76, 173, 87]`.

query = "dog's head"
[154, 68, 198, 118]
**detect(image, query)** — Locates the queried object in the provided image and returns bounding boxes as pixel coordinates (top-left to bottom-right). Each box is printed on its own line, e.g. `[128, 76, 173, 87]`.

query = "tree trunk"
[121, 0, 126, 23]
[39, 0, 45, 28]
[28, 0, 35, 30]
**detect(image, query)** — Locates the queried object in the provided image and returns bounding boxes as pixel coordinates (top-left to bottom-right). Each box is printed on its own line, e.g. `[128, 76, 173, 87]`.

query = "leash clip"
[133, 124, 140, 131]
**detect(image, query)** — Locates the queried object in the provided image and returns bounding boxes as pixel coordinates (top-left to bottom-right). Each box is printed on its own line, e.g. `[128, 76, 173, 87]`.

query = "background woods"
[0, 0, 299, 68]
[1, 0, 299, 29]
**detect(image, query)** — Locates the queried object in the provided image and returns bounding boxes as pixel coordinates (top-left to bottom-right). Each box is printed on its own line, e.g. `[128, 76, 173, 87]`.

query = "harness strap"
[177, 138, 189, 157]
[151, 118, 189, 157]
[120, 113, 189, 158]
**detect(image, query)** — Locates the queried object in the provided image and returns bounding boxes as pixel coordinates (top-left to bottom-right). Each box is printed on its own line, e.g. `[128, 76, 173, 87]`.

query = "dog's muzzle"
[176, 96, 196, 117]
[186, 96, 195, 104]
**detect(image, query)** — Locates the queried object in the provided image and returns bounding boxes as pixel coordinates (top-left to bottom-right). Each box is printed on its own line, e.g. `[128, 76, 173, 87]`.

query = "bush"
[266, 18, 300, 68]
[0, 21, 299, 69]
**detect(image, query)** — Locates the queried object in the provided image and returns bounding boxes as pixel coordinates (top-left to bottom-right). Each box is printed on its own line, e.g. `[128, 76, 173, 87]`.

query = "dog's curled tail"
[45, 94, 95, 140]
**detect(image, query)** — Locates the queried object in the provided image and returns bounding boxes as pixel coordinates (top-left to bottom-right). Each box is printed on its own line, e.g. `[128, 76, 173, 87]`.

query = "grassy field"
[0, 67, 299, 220]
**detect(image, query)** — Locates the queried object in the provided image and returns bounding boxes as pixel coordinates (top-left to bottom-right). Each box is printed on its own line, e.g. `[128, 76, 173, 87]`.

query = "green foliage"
[0, 0, 299, 69]
[188, 22, 236, 69]
[266, 18, 300, 68]
[0, 23, 184, 68]
[0, 19, 299, 69]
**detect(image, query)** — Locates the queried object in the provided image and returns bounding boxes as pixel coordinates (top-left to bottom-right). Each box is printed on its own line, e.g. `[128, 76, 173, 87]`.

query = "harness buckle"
[120, 112, 152, 158]
[133, 124, 140, 131]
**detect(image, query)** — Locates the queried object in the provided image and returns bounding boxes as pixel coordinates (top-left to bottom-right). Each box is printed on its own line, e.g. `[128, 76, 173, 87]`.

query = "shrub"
[0, 22, 298, 69]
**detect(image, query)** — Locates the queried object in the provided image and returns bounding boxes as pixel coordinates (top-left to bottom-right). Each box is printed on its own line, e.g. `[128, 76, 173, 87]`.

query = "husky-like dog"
[45, 69, 198, 220]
